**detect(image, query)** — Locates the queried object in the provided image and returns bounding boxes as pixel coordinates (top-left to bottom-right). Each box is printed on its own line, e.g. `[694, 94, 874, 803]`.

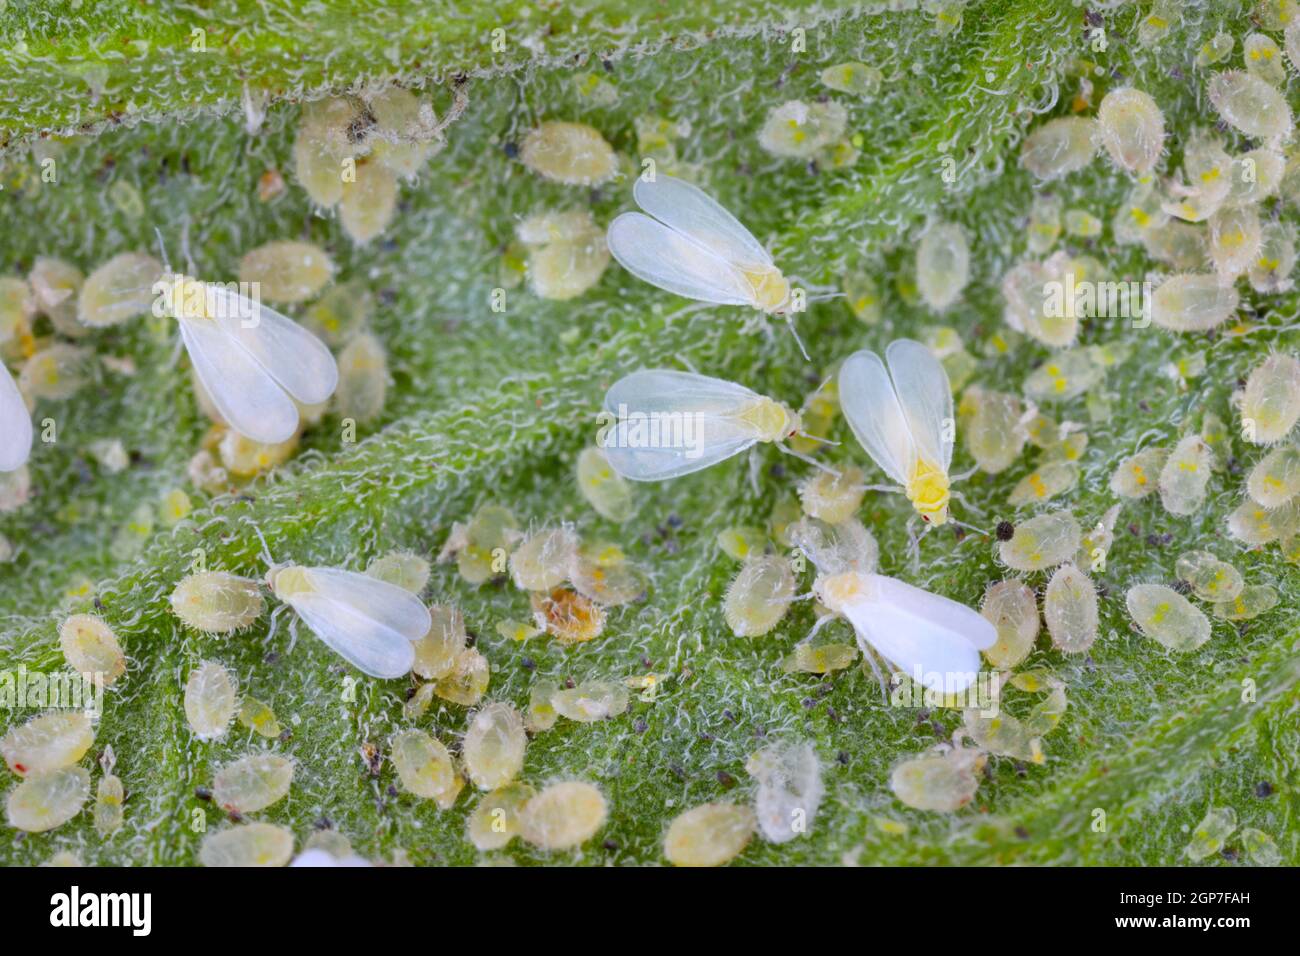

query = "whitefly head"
[745, 396, 802, 444]
[813, 570, 874, 616]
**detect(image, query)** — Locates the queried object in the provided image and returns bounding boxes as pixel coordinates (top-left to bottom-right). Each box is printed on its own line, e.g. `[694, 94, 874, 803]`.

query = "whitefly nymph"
[267, 564, 430, 679]
[598, 369, 832, 481]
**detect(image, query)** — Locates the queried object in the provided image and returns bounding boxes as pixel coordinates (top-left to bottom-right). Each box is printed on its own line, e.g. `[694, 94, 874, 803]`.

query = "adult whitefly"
[1097, 88, 1165, 174]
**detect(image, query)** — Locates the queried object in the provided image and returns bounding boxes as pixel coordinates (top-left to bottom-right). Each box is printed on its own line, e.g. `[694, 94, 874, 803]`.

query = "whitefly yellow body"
[0, 362, 32, 472]
[157, 274, 338, 444]
[606, 174, 791, 314]
[839, 339, 956, 524]
[598, 369, 801, 481]
[269, 565, 430, 679]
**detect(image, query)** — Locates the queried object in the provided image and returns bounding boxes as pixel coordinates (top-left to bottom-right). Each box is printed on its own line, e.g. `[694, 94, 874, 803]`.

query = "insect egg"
[1247, 443, 1300, 506]
[1019, 117, 1098, 180]
[1157, 435, 1214, 516]
[1096, 87, 1165, 174]
[1241, 353, 1300, 444]
[6, 767, 91, 833]
[77, 253, 162, 328]
[723, 554, 797, 637]
[237, 241, 334, 304]
[212, 753, 294, 814]
[915, 222, 969, 311]
[519, 781, 608, 850]
[184, 660, 239, 740]
[170, 571, 265, 633]
[519, 121, 617, 185]
[58, 614, 126, 686]
[1, 711, 94, 777]
[200, 822, 295, 867]
[1208, 70, 1293, 141]
[1125, 584, 1212, 652]
[663, 802, 755, 866]
[1044, 564, 1099, 653]
[462, 702, 527, 790]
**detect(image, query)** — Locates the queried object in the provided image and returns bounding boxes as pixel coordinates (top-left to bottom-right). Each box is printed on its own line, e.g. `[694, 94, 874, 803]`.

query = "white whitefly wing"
[600, 369, 769, 481]
[842, 574, 994, 694]
[607, 213, 754, 306]
[206, 284, 338, 405]
[301, 567, 432, 641]
[632, 174, 773, 269]
[285, 590, 417, 679]
[838, 350, 915, 485]
[886, 339, 954, 470]
[179, 316, 300, 445]
[0, 363, 32, 473]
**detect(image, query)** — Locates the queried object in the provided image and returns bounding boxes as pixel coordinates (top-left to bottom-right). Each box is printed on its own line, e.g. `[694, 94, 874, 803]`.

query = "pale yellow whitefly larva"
[77, 252, 162, 328]
[757, 100, 848, 160]
[183, 660, 239, 740]
[1227, 496, 1300, 545]
[1241, 828, 1282, 867]
[1148, 274, 1239, 332]
[28, 257, 86, 338]
[516, 210, 610, 301]
[58, 614, 126, 686]
[200, 822, 294, 867]
[0, 711, 94, 777]
[569, 549, 647, 608]
[1157, 435, 1214, 516]
[95, 772, 124, 836]
[1064, 209, 1102, 238]
[1143, 221, 1208, 270]
[551, 680, 630, 724]
[1185, 807, 1237, 862]
[1019, 117, 1098, 181]
[781, 642, 859, 674]
[998, 510, 1082, 573]
[389, 728, 457, 801]
[339, 160, 399, 245]
[509, 526, 580, 592]
[1207, 70, 1293, 142]
[1211, 584, 1279, 621]
[1125, 584, 1211, 652]
[1007, 461, 1079, 507]
[237, 697, 282, 739]
[889, 746, 985, 812]
[466, 782, 535, 851]
[1175, 550, 1245, 603]
[819, 62, 882, 96]
[18, 344, 94, 402]
[211, 753, 295, 814]
[1247, 443, 1300, 506]
[1026, 194, 1063, 254]
[575, 447, 635, 523]
[431, 648, 491, 706]
[1249, 221, 1296, 294]
[1244, 33, 1287, 85]
[1228, 147, 1284, 206]
[1113, 182, 1167, 245]
[1096, 87, 1165, 175]
[335, 332, 388, 424]
[723, 554, 796, 637]
[524, 680, 559, 734]
[959, 386, 1026, 474]
[366, 86, 443, 178]
[519, 121, 617, 186]
[663, 802, 756, 866]
[462, 702, 527, 790]
[412, 604, 466, 680]
[1208, 204, 1262, 278]
[364, 549, 430, 595]
[518, 781, 608, 851]
[1109, 445, 1167, 498]
[6, 767, 91, 833]
[530, 588, 605, 645]
[1241, 353, 1300, 444]
[237, 241, 334, 304]
[979, 580, 1040, 669]
[169, 571, 265, 634]
[1023, 349, 1102, 403]
[915, 222, 969, 312]
[1044, 564, 1099, 654]
[798, 464, 866, 524]
[293, 97, 361, 207]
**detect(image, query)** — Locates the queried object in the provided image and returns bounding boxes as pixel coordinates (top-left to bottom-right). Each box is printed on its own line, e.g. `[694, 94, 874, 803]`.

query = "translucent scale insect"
[606, 174, 812, 357]
[155, 235, 338, 444]
[797, 524, 994, 695]
[598, 369, 834, 482]
[0, 362, 32, 472]
[267, 564, 431, 679]
[838, 339, 970, 529]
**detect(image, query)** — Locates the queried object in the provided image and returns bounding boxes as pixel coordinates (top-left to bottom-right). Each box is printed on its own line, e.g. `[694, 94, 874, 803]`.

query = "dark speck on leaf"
[603, 839, 619, 851]
[770, 463, 786, 479]
[1172, 579, 1192, 595]
[633, 719, 647, 733]
[1015, 826, 1030, 840]
[667, 514, 683, 528]
[278, 728, 292, 743]
[195, 786, 212, 802]
[404, 686, 417, 701]
[314, 816, 333, 831]
[1220, 846, 1240, 862]
[995, 520, 1014, 541]
[1256, 781, 1274, 798]
[502, 141, 519, 158]
[264, 652, 280, 665]
[1138, 401, 1150, 413]
[1127, 523, 1141, 537]
[722, 709, 734, 722]
[521, 657, 535, 671]
[387, 784, 398, 798]
[564, 677, 576, 689]
[802, 697, 816, 709]
[716, 771, 736, 789]
[952, 526, 966, 541]
[670, 764, 686, 781]
[837, 751, 850, 766]
[465, 630, 477, 647]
